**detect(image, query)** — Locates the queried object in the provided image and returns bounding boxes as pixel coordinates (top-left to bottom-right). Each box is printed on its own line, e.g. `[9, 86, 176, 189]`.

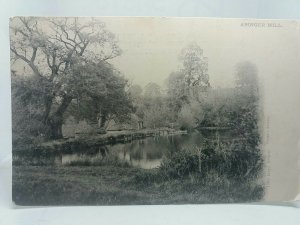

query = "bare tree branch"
[30, 47, 37, 63]
[10, 47, 42, 78]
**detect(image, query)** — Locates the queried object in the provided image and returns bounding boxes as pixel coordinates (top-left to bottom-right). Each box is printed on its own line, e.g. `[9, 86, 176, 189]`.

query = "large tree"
[166, 43, 210, 119]
[65, 61, 133, 129]
[10, 17, 121, 139]
[179, 42, 210, 89]
[166, 71, 188, 112]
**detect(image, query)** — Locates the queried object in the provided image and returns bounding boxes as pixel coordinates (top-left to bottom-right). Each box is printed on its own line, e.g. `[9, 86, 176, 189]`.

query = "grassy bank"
[13, 132, 264, 205]
[13, 128, 187, 155]
[13, 164, 264, 206]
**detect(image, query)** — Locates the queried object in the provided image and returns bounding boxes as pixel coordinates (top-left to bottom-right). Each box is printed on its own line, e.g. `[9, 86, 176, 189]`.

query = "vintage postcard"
[10, 17, 300, 205]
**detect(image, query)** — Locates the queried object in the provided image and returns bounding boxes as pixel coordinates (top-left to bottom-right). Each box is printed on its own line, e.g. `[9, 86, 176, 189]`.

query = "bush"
[133, 147, 202, 186]
[133, 140, 263, 187]
[178, 101, 204, 130]
[160, 149, 200, 178]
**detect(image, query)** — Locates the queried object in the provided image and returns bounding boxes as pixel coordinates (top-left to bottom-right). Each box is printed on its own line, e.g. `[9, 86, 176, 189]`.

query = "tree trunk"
[49, 116, 63, 139]
[48, 95, 73, 139]
[43, 94, 54, 123]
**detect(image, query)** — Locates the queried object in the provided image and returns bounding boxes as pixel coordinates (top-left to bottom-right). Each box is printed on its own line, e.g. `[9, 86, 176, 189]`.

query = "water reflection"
[57, 132, 207, 169]
[14, 130, 263, 179]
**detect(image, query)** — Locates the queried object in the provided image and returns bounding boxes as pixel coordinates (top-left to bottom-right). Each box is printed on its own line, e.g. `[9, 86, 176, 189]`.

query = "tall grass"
[134, 140, 263, 185]
[132, 141, 264, 203]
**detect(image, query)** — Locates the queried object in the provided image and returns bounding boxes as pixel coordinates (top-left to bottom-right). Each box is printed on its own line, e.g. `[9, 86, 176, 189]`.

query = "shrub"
[160, 149, 200, 178]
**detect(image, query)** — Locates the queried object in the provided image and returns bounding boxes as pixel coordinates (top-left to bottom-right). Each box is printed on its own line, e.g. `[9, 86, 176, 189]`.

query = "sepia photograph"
[9, 17, 299, 206]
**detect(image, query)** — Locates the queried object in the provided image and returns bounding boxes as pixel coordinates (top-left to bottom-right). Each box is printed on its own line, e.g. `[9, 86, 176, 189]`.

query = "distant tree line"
[128, 43, 260, 143]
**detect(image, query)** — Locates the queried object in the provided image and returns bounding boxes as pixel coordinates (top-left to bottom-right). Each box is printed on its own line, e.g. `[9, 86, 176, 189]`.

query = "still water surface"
[58, 130, 235, 169]
[60, 132, 205, 169]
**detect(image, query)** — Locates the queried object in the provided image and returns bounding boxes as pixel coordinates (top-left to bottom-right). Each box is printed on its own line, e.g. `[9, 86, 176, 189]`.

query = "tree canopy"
[10, 17, 128, 140]
[179, 42, 210, 88]
[65, 61, 133, 128]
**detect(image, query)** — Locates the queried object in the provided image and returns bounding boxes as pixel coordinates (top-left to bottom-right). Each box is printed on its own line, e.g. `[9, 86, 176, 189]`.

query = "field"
[13, 164, 264, 206]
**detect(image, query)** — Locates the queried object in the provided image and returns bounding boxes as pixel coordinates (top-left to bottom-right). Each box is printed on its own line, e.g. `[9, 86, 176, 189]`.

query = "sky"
[105, 17, 238, 88]
[97, 17, 300, 89]
[11, 17, 300, 89]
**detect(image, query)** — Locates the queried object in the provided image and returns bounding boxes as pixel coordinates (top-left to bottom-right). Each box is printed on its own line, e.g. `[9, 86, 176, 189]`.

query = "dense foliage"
[11, 18, 132, 143]
[10, 17, 123, 140]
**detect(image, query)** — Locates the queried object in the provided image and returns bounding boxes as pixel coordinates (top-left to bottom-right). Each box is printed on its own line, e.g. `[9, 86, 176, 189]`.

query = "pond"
[60, 131, 206, 169]
[16, 129, 256, 170]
